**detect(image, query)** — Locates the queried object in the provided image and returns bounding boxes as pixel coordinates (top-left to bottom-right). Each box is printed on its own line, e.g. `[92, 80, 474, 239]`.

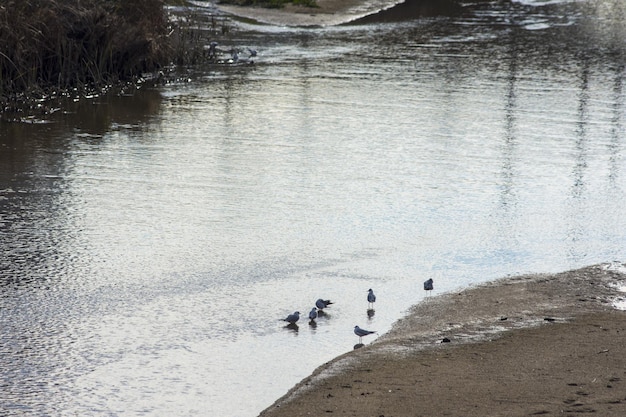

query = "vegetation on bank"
[0, 0, 170, 109]
[0, 0, 318, 112]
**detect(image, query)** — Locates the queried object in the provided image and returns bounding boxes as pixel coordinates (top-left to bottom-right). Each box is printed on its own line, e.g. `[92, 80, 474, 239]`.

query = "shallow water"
[1, 0, 626, 416]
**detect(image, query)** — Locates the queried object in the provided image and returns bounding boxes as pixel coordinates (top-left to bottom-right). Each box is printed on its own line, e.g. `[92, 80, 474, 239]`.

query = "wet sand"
[259, 264, 626, 416]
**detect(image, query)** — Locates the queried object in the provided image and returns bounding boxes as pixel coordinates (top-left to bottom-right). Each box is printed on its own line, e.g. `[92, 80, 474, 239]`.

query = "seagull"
[424, 278, 434, 293]
[283, 311, 300, 324]
[354, 325, 376, 343]
[247, 47, 257, 58]
[208, 41, 218, 60]
[308, 307, 318, 321]
[315, 299, 333, 310]
[367, 288, 376, 309]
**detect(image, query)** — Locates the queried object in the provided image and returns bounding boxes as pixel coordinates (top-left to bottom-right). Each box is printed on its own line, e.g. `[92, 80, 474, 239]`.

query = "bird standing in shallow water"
[308, 307, 318, 321]
[315, 299, 333, 310]
[283, 311, 300, 324]
[367, 288, 376, 309]
[354, 325, 376, 343]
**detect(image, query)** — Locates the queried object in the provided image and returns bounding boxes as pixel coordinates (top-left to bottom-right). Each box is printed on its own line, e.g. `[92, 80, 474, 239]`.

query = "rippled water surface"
[2, 0, 626, 416]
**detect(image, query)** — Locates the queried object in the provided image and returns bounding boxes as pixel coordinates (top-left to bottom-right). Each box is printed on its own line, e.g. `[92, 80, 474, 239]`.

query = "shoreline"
[259, 264, 626, 416]
[214, 0, 476, 27]
[216, 0, 403, 26]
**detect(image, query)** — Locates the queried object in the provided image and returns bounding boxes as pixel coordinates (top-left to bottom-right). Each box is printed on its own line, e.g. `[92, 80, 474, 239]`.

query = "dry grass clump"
[0, 0, 171, 104]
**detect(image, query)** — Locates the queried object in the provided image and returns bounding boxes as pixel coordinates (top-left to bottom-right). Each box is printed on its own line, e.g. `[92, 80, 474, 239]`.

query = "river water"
[1, 0, 625, 416]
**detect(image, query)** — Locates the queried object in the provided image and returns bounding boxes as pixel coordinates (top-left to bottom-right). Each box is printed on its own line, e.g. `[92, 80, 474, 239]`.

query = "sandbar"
[216, 0, 403, 26]
[259, 264, 626, 416]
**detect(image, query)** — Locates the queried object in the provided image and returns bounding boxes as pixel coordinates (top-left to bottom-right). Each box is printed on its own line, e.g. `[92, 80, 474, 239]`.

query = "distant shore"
[215, 0, 476, 26]
[216, 0, 402, 26]
[259, 264, 626, 416]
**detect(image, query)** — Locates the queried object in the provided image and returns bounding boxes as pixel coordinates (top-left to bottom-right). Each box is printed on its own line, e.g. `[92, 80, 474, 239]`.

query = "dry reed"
[0, 0, 170, 106]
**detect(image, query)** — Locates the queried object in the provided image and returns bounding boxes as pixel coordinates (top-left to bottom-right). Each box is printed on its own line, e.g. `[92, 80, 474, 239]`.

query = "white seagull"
[354, 325, 376, 343]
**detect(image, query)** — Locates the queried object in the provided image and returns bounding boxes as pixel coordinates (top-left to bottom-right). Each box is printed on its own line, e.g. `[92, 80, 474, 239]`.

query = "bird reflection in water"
[284, 323, 299, 332]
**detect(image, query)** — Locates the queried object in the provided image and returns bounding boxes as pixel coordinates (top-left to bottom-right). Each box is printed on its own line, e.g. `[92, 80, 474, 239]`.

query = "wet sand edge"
[259, 264, 626, 416]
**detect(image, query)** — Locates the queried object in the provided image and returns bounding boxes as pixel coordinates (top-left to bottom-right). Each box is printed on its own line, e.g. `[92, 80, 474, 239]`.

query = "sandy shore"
[259, 264, 626, 416]
[216, 0, 402, 26]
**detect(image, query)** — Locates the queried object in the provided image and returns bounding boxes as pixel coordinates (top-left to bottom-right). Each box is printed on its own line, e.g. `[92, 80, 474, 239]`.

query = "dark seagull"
[367, 288, 376, 309]
[354, 325, 376, 343]
[424, 278, 434, 293]
[315, 298, 333, 310]
[282, 311, 300, 324]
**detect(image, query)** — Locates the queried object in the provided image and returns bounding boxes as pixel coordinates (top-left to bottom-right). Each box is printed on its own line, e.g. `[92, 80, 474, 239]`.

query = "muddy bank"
[259, 264, 626, 416]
